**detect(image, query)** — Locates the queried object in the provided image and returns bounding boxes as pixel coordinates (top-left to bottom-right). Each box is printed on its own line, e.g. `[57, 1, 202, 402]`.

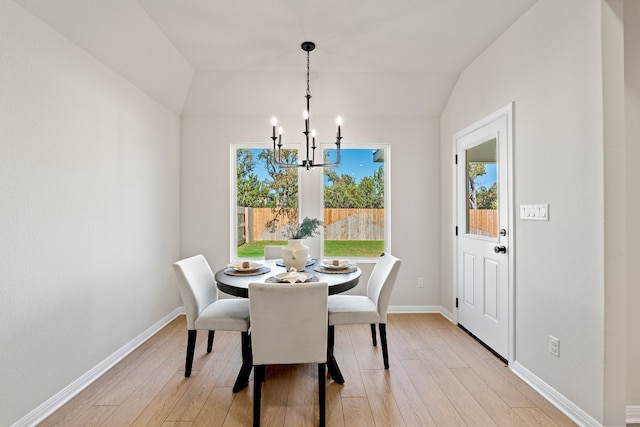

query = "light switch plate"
[520, 204, 549, 221]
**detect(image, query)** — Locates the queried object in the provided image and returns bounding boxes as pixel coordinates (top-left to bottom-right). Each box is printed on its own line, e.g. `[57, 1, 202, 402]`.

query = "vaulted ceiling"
[16, 0, 536, 116]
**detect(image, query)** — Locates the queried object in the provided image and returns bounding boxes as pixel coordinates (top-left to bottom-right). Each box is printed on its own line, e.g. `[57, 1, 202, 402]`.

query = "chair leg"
[318, 363, 326, 427]
[370, 324, 377, 346]
[185, 330, 197, 377]
[253, 365, 264, 427]
[379, 323, 389, 369]
[207, 330, 215, 353]
[233, 331, 252, 393]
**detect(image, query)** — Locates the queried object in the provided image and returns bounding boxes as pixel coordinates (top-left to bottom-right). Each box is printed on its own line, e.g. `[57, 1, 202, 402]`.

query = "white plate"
[321, 259, 352, 269]
[229, 261, 263, 272]
[274, 271, 313, 283]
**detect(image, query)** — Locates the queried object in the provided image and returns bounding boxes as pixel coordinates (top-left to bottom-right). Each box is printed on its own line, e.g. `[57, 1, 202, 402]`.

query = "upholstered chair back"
[173, 254, 219, 330]
[249, 282, 328, 365]
[366, 254, 402, 323]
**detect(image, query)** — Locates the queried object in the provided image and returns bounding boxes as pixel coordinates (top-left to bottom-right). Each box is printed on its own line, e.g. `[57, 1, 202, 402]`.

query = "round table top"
[215, 258, 361, 298]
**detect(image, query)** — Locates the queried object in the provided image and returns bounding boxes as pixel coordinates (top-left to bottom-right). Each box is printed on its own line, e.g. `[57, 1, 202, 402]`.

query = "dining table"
[214, 257, 361, 391]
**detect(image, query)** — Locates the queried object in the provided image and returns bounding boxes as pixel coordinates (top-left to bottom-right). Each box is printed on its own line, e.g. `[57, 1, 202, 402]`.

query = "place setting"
[265, 268, 319, 284]
[314, 259, 358, 274]
[223, 260, 270, 276]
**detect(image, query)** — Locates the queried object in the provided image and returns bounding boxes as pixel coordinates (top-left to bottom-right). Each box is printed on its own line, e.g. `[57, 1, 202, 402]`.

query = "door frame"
[452, 103, 515, 364]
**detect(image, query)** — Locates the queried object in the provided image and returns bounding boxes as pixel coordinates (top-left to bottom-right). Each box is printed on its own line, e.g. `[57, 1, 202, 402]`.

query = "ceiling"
[136, 0, 537, 74]
[16, 0, 537, 115]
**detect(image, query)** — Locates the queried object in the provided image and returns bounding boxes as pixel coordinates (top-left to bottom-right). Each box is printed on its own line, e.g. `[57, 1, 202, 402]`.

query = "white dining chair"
[327, 253, 401, 369]
[172, 254, 252, 392]
[263, 245, 283, 260]
[248, 281, 329, 427]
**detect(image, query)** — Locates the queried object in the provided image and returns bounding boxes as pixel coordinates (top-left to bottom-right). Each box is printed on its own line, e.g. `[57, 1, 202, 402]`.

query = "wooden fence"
[237, 207, 385, 242]
[468, 209, 498, 238]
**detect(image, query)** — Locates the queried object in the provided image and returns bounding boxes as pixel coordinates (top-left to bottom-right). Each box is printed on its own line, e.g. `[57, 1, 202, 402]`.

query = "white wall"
[180, 111, 442, 308]
[625, 0, 640, 412]
[440, 0, 613, 423]
[0, 3, 182, 425]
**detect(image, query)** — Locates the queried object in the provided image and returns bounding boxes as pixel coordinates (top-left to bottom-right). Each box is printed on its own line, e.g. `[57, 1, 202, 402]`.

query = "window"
[232, 143, 389, 260]
[322, 147, 388, 258]
[465, 138, 497, 238]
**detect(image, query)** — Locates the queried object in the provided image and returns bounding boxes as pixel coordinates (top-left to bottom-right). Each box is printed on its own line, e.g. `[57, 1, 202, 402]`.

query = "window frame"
[230, 142, 391, 262]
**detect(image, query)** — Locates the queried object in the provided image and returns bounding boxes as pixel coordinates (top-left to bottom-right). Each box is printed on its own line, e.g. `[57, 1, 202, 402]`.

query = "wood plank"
[331, 325, 366, 398]
[192, 386, 235, 427]
[360, 369, 407, 426]
[484, 358, 577, 426]
[512, 407, 562, 427]
[434, 327, 537, 408]
[68, 405, 117, 427]
[401, 359, 466, 426]
[452, 367, 529, 426]
[341, 397, 375, 427]
[418, 349, 497, 426]
[382, 357, 437, 426]
[130, 370, 194, 427]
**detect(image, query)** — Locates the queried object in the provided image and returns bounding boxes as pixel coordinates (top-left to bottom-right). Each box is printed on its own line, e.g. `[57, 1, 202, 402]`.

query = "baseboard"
[387, 305, 455, 323]
[628, 405, 640, 424]
[11, 307, 184, 427]
[511, 361, 602, 427]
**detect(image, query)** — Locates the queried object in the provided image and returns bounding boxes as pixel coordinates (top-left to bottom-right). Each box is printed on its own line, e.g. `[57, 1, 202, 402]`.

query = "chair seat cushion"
[328, 295, 381, 325]
[194, 298, 250, 331]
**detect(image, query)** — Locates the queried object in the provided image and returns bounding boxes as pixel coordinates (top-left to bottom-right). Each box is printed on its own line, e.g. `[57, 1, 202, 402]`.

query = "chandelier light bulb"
[336, 116, 343, 126]
[278, 126, 283, 135]
[303, 111, 309, 120]
[271, 117, 278, 126]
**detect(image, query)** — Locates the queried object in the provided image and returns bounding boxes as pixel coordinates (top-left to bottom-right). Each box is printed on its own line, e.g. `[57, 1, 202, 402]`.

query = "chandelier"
[270, 41, 342, 170]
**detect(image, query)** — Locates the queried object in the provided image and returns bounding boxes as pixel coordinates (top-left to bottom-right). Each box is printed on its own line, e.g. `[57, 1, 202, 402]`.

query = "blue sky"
[475, 163, 497, 188]
[251, 148, 380, 183]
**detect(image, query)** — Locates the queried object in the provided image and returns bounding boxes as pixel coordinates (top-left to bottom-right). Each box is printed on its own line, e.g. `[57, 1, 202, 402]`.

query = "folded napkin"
[280, 268, 307, 283]
[228, 261, 262, 270]
[324, 259, 351, 268]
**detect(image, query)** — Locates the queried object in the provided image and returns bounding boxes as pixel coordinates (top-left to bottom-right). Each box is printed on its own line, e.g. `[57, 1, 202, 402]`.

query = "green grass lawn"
[237, 240, 384, 258]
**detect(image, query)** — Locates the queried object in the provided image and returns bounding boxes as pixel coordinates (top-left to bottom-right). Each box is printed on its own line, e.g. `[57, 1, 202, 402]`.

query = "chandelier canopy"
[270, 41, 342, 170]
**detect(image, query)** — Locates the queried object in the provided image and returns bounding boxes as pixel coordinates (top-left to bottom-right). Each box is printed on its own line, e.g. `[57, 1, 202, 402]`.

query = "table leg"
[232, 331, 252, 393]
[326, 325, 344, 384]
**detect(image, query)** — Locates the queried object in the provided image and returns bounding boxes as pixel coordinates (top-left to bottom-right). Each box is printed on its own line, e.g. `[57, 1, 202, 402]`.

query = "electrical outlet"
[417, 277, 424, 288]
[549, 335, 560, 357]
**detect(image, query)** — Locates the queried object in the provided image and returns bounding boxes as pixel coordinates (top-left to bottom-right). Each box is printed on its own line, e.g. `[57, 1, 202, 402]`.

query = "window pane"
[465, 138, 498, 238]
[235, 148, 298, 258]
[323, 148, 386, 257]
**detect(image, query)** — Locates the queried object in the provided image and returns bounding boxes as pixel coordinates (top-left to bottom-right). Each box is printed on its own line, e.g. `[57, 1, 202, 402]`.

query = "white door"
[455, 105, 512, 362]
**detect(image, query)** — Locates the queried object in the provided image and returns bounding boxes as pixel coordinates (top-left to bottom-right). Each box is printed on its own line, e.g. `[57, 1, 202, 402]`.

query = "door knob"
[494, 245, 507, 254]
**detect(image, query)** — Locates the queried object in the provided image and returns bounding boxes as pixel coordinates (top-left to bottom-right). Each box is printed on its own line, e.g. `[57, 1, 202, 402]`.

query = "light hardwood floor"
[40, 313, 577, 426]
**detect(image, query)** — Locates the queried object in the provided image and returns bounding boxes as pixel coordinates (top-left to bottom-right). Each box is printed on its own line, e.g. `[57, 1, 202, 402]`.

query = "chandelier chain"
[306, 50, 311, 96]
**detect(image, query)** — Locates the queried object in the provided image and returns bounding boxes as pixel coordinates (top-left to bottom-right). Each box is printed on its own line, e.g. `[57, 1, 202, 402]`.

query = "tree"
[324, 171, 358, 208]
[323, 165, 384, 209]
[467, 162, 486, 209]
[476, 183, 497, 209]
[257, 149, 299, 231]
[236, 149, 269, 207]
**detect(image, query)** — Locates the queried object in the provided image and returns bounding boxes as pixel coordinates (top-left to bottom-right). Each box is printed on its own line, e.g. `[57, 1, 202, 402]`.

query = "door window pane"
[466, 138, 498, 238]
